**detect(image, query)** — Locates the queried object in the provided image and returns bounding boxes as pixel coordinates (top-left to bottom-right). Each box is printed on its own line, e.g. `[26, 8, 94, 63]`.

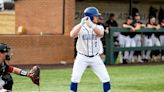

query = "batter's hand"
[86, 17, 96, 29]
[80, 16, 88, 25]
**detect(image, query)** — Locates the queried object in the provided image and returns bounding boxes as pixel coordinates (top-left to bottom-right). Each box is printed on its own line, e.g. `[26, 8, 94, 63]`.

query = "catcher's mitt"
[29, 66, 40, 86]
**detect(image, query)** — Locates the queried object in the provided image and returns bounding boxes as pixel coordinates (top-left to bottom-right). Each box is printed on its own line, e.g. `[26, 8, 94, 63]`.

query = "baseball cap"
[127, 16, 133, 20]
[135, 13, 140, 16]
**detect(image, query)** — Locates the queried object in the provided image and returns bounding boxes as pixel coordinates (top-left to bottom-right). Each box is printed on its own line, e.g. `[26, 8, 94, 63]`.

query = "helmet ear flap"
[90, 16, 94, 21]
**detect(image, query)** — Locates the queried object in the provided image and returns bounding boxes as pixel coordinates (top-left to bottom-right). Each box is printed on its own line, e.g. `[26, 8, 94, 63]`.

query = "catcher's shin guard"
[70, 82, 78, 92]
[103, 82, 111, 92]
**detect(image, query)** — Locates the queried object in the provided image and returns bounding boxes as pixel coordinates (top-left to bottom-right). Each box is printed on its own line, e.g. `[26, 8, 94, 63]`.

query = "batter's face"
[0, 52, 6, 64]
[92, 16, 99, 23]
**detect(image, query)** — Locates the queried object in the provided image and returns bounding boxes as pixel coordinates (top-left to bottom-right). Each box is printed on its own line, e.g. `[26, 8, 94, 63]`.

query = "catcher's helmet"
[84, 7, 101, 20]
[0, 43, 11, 60]
[0, 43, 10, 53]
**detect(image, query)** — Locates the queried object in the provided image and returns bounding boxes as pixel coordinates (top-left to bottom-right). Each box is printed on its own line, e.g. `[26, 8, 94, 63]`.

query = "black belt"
[78, 52, 98, 57]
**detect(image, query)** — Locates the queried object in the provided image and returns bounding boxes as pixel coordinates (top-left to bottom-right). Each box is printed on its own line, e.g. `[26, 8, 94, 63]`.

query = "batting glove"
[86, 17, 96, 29]
[80, 16, 88, 26]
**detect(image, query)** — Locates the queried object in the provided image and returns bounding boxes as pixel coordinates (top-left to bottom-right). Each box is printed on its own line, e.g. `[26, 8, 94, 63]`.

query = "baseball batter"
[69, 7, 111, 92]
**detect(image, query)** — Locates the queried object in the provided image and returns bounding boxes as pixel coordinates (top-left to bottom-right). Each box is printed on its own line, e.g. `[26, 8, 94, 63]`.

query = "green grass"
[11, 64, 164, 92]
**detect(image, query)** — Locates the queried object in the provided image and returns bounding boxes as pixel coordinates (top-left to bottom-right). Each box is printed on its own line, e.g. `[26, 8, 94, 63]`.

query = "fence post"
[105, 28, 114, 64]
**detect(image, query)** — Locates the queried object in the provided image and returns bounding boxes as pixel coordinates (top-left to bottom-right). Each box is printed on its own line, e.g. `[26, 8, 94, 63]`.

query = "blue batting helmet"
[84, 7, 101, 20]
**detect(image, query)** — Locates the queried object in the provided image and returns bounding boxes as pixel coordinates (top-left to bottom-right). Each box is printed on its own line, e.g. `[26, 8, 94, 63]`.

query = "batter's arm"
[93, 27, 104, 37]
[147, 24, 160, 30]
[122, 24, 135, 32]
[70, 24, 82, 38]
[86, 18, 104, 37]
[70, 17, 88, 38]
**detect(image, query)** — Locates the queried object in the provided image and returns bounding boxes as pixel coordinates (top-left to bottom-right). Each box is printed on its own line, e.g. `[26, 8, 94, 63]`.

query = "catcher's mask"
[0, 43, 12, 61]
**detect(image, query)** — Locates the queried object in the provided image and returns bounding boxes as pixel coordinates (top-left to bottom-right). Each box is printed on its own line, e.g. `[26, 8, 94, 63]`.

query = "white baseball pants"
[71, 53, 110, 83]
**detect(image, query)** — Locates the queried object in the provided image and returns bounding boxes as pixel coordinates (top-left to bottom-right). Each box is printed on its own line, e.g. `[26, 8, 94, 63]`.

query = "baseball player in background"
[143, 16, 161, 61]
[69, 7, 111, 92]
[131, 13, 144, 63]
[120, 16, 137, 63]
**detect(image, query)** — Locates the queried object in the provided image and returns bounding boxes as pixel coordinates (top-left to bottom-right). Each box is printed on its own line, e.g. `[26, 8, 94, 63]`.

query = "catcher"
[0, 43, 40, 91]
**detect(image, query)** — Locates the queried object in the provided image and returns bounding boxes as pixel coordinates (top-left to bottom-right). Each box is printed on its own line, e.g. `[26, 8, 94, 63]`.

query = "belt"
[78, 52, 98, 57]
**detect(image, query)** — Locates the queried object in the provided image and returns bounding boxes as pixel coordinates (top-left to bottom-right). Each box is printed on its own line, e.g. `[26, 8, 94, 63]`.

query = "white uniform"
[142, 34, 161, 59]
[118, 34, 136, 62]
[98, 38, 104, 55]
[71, 24, 110, 83]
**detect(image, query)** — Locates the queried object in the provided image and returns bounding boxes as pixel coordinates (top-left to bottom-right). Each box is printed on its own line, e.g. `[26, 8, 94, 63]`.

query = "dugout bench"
[105, 27, 164, 64]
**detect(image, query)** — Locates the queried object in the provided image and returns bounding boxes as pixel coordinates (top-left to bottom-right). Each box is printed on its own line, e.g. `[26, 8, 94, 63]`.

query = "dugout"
[75, 0, 164, 25]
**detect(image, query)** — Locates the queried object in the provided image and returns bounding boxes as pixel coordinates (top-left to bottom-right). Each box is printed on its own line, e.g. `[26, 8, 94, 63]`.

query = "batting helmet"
[84, 7, 101, 20]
